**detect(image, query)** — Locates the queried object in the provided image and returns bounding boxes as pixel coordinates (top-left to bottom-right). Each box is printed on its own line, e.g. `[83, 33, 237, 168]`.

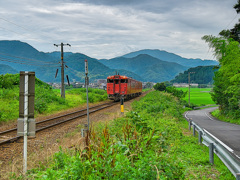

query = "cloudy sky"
[0, 0, 239, 60]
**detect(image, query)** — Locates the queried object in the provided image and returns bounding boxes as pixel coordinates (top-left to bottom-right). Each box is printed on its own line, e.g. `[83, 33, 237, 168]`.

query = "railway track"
[0, 101, 117, 146]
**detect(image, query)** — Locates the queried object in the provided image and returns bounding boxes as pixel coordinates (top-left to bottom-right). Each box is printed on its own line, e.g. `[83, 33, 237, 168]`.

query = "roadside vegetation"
[0, 74, 108, 123]
[12, 91, 233, 179]
[212, 109, 240, 125]
[202, 1, 240, 123]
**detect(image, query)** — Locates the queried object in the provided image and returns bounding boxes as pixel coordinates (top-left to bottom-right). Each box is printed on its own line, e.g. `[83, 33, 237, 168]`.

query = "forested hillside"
[100, 54, 188, 82]
[0, 41, 219, 83]
[0, 64, 17, 74]
[171, 66, 218, 84]
[0, 41, 142, 82]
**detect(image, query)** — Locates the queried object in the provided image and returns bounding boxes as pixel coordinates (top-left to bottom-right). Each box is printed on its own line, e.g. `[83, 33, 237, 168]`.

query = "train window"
[107, 79, 113, 83]
[120, 79, 128, 83]
[115, 80, 119, 84]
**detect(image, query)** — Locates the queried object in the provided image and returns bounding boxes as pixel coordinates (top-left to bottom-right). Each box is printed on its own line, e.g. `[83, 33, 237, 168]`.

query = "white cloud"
[0, 0, 239, 60]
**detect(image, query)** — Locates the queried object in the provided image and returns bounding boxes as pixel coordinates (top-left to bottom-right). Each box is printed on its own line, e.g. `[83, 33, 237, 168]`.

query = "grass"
[177, 87, 215, 106]
[12, 91, 233, 179]
[0, 85, 108, 123]
[212, 109, 240, 125]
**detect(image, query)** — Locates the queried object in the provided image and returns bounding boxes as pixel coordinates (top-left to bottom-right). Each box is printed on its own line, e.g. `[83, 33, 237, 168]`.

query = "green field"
[177, 87, 215, 106]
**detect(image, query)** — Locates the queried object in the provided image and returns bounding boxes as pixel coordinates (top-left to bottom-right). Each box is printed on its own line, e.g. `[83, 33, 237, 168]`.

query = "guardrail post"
[236, 173, 240, 180]
[198, 131, 202, 144]
[193, 125, 196, 136]
[189, 120, 192, 130]
[209, 143, 214, 165]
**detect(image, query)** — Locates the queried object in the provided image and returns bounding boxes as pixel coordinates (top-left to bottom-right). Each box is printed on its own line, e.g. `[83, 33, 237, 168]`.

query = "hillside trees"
[171, 66, 217, 84]
[202, 36, 240, 117]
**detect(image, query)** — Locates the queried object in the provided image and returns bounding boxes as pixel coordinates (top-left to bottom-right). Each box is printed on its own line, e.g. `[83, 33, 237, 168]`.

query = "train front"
[107, 75, 128, 101]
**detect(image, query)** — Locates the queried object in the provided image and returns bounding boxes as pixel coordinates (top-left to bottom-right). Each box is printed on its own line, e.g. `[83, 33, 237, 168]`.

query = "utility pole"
[17, 71, 35, 175]
[54, 42, 71, 98]
[188, 71, 195, 107]
[85, 59, 90, 131]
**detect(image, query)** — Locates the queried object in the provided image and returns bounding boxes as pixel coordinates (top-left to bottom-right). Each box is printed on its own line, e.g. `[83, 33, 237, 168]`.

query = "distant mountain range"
[99, 54, 188, 82]
[0, 40, 218, 83]
[0, 41, 142, 83]
[121, 49, 218, 67]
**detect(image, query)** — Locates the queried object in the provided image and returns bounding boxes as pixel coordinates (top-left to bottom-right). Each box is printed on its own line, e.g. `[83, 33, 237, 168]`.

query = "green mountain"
[122, 49, 218, 67]
[0, 64, 18, 75]
[0, 40, 142, 83]
[0, 40, 218, 83]
[99, 54, 188, 82]
[171, 66, 218, 84]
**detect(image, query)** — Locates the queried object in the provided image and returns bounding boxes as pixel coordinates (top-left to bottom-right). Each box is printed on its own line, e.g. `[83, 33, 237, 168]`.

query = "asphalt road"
[185, 107, 240, 159]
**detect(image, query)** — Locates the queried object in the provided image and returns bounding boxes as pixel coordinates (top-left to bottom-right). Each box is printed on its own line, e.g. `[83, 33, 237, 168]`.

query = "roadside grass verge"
[211, 109, 240, 125]
[14, 91, 233, 179]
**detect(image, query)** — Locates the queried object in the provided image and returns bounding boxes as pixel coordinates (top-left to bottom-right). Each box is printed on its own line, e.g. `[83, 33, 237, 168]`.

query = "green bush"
[166, 86, 187, 99]
[153, 82, 166, 91]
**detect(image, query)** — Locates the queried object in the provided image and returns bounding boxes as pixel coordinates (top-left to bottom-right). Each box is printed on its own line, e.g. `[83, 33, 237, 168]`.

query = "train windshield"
[107, 79, 113, 83]
[121, 79, 128, 83]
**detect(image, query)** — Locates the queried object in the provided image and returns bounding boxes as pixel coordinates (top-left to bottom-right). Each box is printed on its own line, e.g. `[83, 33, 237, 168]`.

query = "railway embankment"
[9, 91, 234, 179]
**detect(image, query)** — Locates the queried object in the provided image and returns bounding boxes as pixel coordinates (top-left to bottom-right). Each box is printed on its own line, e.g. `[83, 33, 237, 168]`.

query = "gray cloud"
[0, 0, 238, 60]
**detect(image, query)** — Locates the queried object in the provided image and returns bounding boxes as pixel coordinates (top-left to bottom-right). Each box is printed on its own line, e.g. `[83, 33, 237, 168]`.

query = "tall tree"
[219, 1, 240, 42]
[202, 36, 240, 117]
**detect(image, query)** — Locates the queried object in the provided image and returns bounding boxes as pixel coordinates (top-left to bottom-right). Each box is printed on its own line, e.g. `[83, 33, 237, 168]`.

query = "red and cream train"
[107, 74, 142, 101]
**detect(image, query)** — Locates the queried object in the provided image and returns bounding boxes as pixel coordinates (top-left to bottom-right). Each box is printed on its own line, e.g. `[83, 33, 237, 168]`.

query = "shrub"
[153, 82, 166, 91]
[166, 86, 187, 99]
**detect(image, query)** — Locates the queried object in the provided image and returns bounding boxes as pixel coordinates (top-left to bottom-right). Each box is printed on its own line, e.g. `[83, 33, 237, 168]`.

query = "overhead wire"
[203, 13, 239, 60]
[0, 57, 60, 67]
[0, 17, 33, 33]
[0, 16, 55, 46]
[0, 52, 58, 65]
[0, 16, 63, 67]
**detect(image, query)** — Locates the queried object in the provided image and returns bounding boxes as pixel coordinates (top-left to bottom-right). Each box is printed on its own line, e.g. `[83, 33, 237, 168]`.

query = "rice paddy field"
[177, 87, 215, 106]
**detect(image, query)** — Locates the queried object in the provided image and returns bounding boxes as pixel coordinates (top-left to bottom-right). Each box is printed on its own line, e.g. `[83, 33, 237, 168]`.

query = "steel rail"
[0, 102, 115, 136]
[0, 102, 117, 146]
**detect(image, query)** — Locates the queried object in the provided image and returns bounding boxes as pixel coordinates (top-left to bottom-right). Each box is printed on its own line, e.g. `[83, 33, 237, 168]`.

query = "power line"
[203, 13, 239, 60]
[223, 13, 238, 30]
[0, 57, 60, 67]
[0, 16, 51, 42]
[0, 17, 32, 33]
[0, 52, 58, 65]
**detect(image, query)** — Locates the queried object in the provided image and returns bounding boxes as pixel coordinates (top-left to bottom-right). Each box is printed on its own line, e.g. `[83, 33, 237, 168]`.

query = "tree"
[219, 1, 240, 42]
[202, 36, 240, 117]
[153, 82, 166, 91]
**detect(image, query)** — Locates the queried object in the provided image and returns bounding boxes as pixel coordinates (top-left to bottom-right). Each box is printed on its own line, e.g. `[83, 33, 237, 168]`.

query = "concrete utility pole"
[188, 71, 195, 107]
[17, 71, 35, 175]
[54, 42, 71, 98]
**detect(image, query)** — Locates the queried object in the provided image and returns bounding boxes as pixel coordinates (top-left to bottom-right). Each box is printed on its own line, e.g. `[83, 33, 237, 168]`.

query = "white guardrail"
[185, 112, 240, 180]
